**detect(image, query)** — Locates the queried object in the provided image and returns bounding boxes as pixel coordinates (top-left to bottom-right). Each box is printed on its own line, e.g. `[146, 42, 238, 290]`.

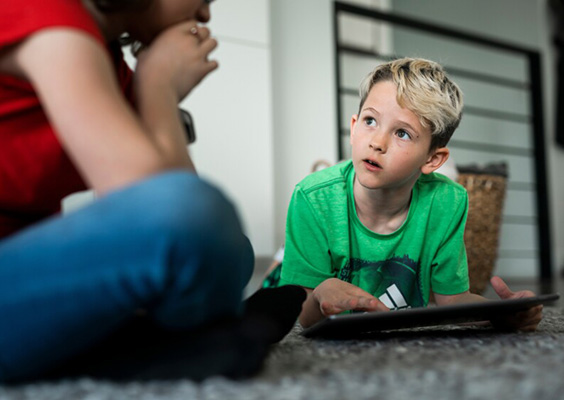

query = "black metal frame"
[333, 1, 554, 287]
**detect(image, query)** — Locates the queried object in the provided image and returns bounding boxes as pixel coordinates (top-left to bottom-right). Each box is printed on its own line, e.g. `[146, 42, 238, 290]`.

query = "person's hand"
[490, 276, 543, 331]
[135, 20, 218, 102]
[312, 278, 389, 316]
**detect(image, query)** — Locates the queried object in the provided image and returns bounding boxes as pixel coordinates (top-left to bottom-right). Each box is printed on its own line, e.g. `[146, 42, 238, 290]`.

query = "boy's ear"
[349, 114, 358, 144]
[421, 147, 450, 175]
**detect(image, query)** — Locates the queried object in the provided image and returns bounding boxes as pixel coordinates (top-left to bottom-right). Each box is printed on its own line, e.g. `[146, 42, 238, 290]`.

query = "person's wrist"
[312, 283, 326, 303]
[135, 70, 177, 106]
[311, 287, 321, 306]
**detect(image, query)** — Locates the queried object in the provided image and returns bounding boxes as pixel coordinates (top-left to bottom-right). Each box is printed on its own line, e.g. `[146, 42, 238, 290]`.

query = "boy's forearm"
[433, 290, 488, 307]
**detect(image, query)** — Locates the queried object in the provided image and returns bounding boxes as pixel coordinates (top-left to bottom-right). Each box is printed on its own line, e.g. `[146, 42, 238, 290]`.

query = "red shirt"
[0, 1, 133, 238]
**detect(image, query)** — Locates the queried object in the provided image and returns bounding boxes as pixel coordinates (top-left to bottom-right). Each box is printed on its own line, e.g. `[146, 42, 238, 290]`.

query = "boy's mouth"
[363, 159, 382, 170]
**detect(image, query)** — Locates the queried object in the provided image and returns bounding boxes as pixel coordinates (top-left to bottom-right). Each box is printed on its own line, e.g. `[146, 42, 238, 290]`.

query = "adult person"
[0, 0, 304, 383]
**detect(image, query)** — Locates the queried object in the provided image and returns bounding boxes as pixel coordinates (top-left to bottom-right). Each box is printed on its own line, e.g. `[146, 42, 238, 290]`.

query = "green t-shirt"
[278, 160, 469, 309]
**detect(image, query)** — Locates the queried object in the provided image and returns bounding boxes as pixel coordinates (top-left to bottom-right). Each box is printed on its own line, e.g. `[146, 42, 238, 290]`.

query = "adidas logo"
[378, 284, 411, 310]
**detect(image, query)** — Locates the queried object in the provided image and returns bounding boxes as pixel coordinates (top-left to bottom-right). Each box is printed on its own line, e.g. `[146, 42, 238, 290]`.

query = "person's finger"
[319, 301, 346, 316]
[490, 276, 515, 300]
[319, 301, 334, 316]
[182, 22, 201, 36]
[494, 304, 543, 331]
[187, 60, 218, 90]
[376, 300, 390, 312]
[517, 322, 539, 332]
[198, 37, 218, 57]
[195, 26, 211, 41]
[354, 296, 375, 310]
[324, 296, 375, 314]
[518, 306, 543, 325]
[521, 304, 543, 315]
[367, 298, 390, 312]
[353, 297, 389, 312]
[197, 58, 219, 76]
[532, 304, 543, 314]
[201, 59, 219, 75]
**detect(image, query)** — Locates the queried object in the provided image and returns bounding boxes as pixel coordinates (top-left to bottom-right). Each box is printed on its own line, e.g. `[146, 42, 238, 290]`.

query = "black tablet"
[301, 293, 560, 338]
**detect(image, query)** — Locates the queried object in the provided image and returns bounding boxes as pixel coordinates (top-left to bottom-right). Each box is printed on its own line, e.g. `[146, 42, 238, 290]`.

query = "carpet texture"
[2, 307, 563, 400]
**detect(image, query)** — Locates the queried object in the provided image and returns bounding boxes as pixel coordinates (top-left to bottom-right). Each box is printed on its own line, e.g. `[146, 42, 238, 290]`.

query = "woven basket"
[457, 173, 507, 294]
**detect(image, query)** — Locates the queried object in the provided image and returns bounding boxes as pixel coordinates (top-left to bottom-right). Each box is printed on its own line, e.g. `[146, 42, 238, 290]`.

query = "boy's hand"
[490, 276, 543, 332]
[313, 278, 389, 316]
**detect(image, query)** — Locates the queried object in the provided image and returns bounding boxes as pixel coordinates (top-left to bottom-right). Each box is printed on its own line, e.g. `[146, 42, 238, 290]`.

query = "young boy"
[276, 58, 542, 330]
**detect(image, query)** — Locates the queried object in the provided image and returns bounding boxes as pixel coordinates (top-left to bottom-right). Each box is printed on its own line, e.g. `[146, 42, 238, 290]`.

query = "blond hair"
[358, 57, 463, 149]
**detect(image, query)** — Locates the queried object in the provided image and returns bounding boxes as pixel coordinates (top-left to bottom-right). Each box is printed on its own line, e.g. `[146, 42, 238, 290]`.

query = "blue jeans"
[0, 171, 254, 382]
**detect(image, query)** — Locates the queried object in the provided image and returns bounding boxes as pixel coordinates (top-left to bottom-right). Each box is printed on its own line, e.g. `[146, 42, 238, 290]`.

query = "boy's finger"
[373, 299, 390, 312]
[354, 297, 374, 310]
[496, 306, 542, 331]
[491, 276, 515, 300]
[357, 297, 389, 312]
[319, 301, 343, 316]
[522, 304, 543, 315]
[364, 298, 389, 312]
[520, 306, 543, 325]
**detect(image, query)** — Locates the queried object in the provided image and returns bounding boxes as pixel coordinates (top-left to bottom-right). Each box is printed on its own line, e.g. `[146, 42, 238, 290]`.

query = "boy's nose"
[369, 131, 387, 152]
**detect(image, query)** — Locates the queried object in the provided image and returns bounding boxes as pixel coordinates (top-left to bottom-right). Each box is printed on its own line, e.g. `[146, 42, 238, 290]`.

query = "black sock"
[242, 285, 307, 344]
[26, 286, 306, 383]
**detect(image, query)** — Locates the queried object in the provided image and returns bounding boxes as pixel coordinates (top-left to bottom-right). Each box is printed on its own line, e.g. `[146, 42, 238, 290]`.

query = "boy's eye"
[396, 129, 412, 140]
[364, 117, 376, 126]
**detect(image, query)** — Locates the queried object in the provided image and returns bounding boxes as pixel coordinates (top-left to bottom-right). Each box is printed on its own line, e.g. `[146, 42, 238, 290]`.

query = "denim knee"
[118, 171, 254, 324]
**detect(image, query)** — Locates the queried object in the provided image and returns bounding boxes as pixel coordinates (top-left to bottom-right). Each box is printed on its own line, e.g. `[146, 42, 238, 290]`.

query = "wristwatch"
[179, 108, 197, 144]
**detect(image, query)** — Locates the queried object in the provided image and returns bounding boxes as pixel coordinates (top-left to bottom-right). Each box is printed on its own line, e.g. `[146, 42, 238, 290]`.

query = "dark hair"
[93, 1, 153, 48]
[93, 0, 152, 13]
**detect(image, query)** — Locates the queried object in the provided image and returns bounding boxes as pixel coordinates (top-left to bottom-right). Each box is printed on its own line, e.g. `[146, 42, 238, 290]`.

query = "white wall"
[270, 0, 339, 247]
[182, 0, 275, 256]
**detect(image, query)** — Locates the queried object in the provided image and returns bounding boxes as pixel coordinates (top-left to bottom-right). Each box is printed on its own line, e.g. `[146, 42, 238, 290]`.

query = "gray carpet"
[1, 307, 563, 400]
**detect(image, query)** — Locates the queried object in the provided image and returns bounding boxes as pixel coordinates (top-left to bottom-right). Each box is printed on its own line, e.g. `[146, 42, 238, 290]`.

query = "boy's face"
[350, 80, 444, 193]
